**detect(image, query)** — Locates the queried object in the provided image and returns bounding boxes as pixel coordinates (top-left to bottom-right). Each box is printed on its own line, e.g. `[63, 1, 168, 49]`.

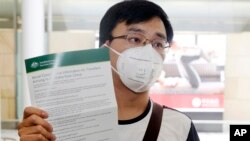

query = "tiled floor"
[1, 129, 229, 141]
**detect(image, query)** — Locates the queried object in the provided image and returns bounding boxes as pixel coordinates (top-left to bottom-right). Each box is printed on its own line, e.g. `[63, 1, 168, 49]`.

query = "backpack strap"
[143, 102, 163, 141]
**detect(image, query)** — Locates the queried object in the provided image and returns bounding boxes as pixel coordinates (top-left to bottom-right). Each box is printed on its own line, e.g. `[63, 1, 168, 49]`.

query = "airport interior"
[1, 0, 250, 140]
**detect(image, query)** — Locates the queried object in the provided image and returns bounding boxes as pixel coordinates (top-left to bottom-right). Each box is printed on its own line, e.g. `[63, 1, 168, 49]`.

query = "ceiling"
[1, 0, 250, 33]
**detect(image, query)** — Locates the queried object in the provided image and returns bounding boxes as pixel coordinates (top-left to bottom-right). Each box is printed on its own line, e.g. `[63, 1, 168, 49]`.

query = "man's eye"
[153, 42, 164, 48]
[128, 37, 142, 44]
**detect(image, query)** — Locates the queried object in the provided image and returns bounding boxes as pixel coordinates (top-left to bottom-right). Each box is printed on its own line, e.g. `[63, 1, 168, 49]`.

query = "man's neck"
[114, 83, 149, 120]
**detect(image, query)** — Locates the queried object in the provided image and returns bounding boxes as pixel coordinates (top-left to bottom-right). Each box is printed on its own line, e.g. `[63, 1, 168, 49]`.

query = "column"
[21, 0, 46, 112]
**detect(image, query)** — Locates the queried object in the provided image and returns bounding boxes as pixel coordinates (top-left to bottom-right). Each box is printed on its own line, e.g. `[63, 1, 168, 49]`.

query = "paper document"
[25, 48, 118, 141]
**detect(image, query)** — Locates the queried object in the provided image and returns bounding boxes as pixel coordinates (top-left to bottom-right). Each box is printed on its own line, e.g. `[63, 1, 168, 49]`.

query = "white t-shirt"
[118, 100, 200, 141]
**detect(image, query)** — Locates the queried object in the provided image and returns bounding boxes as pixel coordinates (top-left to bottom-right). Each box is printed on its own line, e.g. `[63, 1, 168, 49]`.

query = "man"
[18, 1, 200, 141]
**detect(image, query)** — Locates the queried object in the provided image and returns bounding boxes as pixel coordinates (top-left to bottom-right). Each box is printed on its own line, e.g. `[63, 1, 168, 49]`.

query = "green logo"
[31, 62, 39, 69]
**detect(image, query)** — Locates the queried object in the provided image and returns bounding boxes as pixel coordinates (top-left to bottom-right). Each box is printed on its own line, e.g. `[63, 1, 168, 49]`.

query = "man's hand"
[18, 107, 56, 141]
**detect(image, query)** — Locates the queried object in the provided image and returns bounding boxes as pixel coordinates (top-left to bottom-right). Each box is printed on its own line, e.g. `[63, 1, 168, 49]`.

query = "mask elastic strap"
[102, 44, 124, 77]
[111, 65, 120, 75]
[102, 44, 122, 56]
[111, 64, 128, 82]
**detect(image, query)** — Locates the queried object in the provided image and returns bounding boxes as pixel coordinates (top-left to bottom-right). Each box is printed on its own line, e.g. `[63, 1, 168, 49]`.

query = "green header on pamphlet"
[25, 48, 110, 73]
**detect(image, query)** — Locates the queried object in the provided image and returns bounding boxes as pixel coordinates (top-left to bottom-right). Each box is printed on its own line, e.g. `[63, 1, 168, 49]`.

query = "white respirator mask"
[106, 44, 163, 93]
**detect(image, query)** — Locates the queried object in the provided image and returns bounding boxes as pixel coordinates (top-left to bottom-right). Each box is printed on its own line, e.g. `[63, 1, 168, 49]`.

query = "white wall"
[224, 32, 250, 120]
[49, 31, 96, 53]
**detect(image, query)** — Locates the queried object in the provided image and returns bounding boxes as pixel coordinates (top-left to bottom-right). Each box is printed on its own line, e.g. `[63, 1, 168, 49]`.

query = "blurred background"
[1, 0, 250, 140]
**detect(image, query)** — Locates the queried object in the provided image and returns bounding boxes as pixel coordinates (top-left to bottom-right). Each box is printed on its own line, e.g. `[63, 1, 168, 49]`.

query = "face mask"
[107, 44, 163, 93]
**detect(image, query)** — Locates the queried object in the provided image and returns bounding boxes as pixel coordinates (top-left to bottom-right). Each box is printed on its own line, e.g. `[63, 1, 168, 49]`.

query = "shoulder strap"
[143, 102, 163, 141]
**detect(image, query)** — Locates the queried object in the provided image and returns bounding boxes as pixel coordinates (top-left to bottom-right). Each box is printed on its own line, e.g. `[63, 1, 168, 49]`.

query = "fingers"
[20, 134, 49, 141]
[18, 114, 53, 133]
[18, 107, 55, 141]
[23, 106, 48, 119]
[18, 125, 56, 141]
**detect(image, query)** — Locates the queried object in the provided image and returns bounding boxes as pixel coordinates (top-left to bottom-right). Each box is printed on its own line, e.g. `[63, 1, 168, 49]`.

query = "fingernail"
[41, 111, 48, 117]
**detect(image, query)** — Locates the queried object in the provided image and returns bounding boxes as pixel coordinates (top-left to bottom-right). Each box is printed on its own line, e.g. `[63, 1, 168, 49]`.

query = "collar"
[118, 99, 151, 125]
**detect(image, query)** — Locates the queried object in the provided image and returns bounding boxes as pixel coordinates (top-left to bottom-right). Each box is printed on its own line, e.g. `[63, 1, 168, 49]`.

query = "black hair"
[99, 0, 174, 47]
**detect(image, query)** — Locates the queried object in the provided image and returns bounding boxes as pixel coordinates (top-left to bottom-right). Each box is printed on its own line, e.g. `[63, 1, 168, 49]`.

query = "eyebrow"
[127, 27, 167, 39]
